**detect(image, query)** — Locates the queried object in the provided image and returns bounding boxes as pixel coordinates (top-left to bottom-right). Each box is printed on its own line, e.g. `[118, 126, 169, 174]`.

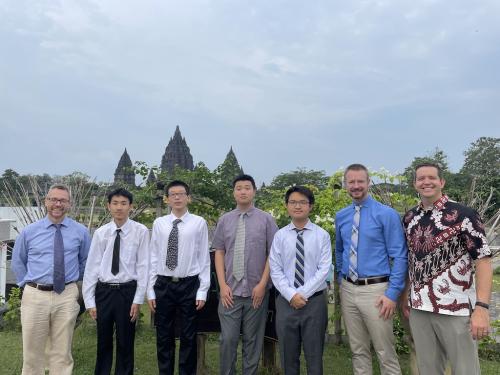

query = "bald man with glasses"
[12, 183, 91, 375]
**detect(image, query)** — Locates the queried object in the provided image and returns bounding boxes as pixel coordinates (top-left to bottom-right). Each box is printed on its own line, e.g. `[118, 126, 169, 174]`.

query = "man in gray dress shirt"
[213, 174, 279, 375]
[82, 188, 150, 375]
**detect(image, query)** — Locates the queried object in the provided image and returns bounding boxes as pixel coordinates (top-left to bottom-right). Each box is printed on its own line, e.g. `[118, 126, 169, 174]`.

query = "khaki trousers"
[20, 283, 80, 375]
[409, 308, 480, 375]
[341, 281, 401, 375]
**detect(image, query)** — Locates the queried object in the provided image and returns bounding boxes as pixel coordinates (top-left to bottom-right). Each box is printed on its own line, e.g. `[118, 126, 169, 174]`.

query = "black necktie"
[111, 229, 121, 275]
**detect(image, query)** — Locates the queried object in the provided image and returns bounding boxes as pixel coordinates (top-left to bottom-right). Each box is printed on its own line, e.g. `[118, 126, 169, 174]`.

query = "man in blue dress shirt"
[11, 183, 91, 375]
[335, 164, 407, 375]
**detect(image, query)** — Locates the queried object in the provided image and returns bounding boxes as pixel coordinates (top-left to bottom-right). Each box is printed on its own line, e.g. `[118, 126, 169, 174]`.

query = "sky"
[1, 0, 499, 185]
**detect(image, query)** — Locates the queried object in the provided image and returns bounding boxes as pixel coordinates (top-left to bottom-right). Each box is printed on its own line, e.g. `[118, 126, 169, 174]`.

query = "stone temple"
[113, 126, 243, 186]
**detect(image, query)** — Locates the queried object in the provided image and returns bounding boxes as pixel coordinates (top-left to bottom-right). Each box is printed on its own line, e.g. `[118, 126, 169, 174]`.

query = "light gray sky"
[1, 0, 499, 185]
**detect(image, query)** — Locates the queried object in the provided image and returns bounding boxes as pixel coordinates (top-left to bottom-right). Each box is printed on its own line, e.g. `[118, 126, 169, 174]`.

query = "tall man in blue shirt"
[335, 164, 407, 375]
[12, 184, 91, 375]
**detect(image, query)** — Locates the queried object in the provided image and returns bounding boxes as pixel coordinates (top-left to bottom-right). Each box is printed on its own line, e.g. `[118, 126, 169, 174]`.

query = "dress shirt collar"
[235, 206, 256, 217]
[351, 195, 373, 209]
[42, 216, 70, 229]
[169, 211, 190, 223]
[417, 194, 448, 213]
[110, 218, 130, 235]
[288, 219, 314, 232]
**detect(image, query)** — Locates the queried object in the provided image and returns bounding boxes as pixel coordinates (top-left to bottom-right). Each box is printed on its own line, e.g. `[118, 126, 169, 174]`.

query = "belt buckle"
[171, 277, 180, 283]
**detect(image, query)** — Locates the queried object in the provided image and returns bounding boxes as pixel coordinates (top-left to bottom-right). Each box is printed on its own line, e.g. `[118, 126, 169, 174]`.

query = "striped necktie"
[294, 228, 305, 288]
[349, 205, 361, 281]
[233, 213, 246, 281]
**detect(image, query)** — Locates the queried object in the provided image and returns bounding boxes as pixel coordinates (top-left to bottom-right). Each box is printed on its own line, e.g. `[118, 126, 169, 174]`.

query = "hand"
[88, 307, 97, 320]
[196, 300, 206, 310]
[290, 293, 307, 310]
[251, 283, 266, 309]
[375, 295, 396, 320]
[470, 305, 490, 340]
[147, 299, 156, 313]
[400, 293, 410, 320]
[220, 283, 234, 308]
[130, 303, 140, 322]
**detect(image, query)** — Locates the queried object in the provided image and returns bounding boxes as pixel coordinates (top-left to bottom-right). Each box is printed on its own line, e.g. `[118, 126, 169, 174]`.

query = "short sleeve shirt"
[403, 195, 491, 316]
[212, 206, 278, 297]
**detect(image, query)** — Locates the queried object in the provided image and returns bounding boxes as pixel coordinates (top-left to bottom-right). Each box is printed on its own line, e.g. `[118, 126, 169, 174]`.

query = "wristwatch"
[475, 301, 489, 310]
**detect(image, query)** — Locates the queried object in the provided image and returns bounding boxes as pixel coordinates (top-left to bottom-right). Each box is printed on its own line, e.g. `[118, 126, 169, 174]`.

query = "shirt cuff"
[196, 290, 207, 301]
[385, 287, 400, 302]
[147, 289, 156, 300]
[281, 287, 297, 302]
[84, 298, 96, 310]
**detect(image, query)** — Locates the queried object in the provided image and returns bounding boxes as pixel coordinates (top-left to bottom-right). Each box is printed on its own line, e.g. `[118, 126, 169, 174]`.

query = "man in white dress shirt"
[269, 186, 332, 375]
[147, 180, 211, 375]
[82, 188, 150, 375]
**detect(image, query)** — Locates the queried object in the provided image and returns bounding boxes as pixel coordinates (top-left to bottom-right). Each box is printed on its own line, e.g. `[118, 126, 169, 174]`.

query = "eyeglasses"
[287, 200, 310, 207]
[46, 197, 70, 204]
[168, 192, 187, 198]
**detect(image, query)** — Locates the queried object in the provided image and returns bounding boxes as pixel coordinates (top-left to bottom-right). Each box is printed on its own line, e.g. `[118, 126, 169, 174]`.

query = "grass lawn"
[1, 306, 499, 375]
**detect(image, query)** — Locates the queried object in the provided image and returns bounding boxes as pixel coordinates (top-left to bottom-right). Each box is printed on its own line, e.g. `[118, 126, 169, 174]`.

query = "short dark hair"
[344, 163, 369, 179]
[232, 174, 256, 190]
[414, 162, 443, 181]
[107, 188, 133, 204]
[165, 180, 190, 196]
[285, 186, 315, 205]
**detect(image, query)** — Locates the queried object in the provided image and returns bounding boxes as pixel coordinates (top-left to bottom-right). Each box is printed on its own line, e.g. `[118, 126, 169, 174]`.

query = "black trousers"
[95, 281, 137, 375]
[154, 275, 199, 375]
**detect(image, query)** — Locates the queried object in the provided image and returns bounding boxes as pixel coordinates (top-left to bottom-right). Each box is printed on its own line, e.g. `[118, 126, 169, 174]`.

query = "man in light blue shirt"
[270, 186, 331, 375]
[335, 164, 407, 375]
[11, 183, 91, 375]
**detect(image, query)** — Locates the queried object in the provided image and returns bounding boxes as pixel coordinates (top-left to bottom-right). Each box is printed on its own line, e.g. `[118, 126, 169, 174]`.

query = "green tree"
[460, 137, 499, 214]
[269, 168, 329, 190]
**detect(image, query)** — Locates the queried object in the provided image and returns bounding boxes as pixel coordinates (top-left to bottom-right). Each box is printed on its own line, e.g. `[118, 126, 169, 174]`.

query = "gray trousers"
[275, 292, 327, 375]
[409, 308, 480, 375]
[218, 292, 269, 375]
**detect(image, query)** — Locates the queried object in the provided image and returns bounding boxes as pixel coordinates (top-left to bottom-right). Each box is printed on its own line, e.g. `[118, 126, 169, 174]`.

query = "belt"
[26, 281, 74, 292]
[97, 280, 137, 289]
[158, 275, 198, 283]
[343, 275, 389, 286]
[310, 290, 325, 298]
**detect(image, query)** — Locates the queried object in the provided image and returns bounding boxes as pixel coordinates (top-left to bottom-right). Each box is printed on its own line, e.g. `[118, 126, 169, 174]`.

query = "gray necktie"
[294, 228, 305, 288]
[233, 213, 246, 281]
[349, 205, 361, 281]
[166, 219, 182, 270]
[53, 224, 65, 294]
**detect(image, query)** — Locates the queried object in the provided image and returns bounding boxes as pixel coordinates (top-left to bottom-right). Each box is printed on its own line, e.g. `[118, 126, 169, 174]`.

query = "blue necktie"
[53, 224, 65, 294]
[349, 205, 361, 281]
[294, 228, 305, 288]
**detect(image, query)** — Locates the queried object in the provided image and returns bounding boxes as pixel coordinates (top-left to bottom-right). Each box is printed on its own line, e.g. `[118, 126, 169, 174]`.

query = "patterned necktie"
[53, 224, 65, 294]
[166, 219, 182, 270]
[111, 229, 121, 275]
[294, 228, 305, 288]
[349, 205, 361, 281]
[233, 213, 246, 281]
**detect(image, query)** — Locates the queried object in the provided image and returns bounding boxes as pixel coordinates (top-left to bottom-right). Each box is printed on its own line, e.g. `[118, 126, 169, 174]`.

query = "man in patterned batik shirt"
[401, 162, 492, 375]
